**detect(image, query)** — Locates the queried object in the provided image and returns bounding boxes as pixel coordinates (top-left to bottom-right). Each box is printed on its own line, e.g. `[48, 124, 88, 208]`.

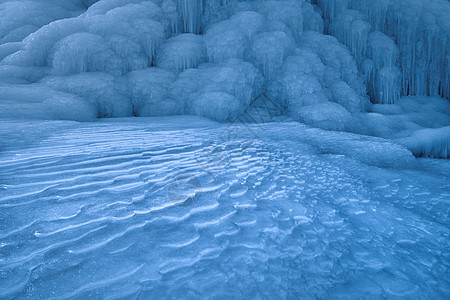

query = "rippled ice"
[0, 117, 449, 299]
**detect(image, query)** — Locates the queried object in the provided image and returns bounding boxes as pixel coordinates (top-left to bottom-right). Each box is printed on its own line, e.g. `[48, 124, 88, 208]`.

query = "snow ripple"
[0, 118, 448, 299]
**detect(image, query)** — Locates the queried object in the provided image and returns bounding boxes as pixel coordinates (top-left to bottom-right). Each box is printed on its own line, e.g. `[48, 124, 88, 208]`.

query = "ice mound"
[0, 0, 85, 44]
[292, 102, 352, 131]
[156, 34, 206, 72]
[204, 11, 263, 62]
[0, 84, 95, 121]
[400, 127, 450, 158]
[125, 68, 178, 117]
[248, 31, 295, 80]
[172, 59, 263, 117]
[192, 92, 241, 121]
[353, 96, 450, 158]
[0, 0, 377, 126]
[42, 73, 132, 117]
[50, 33, 124, 76]
[0, 65, 47, 84]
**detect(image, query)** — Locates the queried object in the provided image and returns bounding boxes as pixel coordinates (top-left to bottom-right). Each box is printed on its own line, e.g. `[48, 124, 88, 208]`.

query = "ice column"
[178, 0, 203, 34]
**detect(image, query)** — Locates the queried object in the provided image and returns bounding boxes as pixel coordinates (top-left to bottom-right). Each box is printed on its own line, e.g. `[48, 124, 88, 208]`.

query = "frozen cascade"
[0, 0, 448, 158]
[312, 0, 450, 101]
[178, 0, 203, 33]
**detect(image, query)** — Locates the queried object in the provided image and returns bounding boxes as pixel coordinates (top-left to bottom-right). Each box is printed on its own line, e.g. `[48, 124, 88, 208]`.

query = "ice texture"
[0, 117, 448, 299]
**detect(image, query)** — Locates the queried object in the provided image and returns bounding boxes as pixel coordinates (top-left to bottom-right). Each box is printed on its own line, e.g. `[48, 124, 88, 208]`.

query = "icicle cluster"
[312, 0, 449, 102]
[0, 0, 370, 126]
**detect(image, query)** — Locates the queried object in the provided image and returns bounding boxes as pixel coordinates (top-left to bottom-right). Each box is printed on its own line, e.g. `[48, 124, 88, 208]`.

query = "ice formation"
[0, 1, 449, 298]
[312, 0, 450, 101]
[0, 0, 448, 157]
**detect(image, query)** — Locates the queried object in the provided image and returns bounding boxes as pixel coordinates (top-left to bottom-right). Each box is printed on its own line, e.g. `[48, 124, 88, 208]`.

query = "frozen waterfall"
[0, 0, 448, 155]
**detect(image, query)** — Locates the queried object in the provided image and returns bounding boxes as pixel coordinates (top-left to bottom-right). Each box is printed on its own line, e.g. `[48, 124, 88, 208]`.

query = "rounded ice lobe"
[42, 73, 132, 117]
[331, 81, 370, 112]
[292, 102, 352, 131]
[0, 85, 96, 121]
[248, 31, 294, 80]
[2, 18, 86, 67]
[125, 68, 178, 117]
[50, 32, 123, 76]
[256, 1, 304, 39]
[192, 92, 241, 122]
[156, 33, 206, 72]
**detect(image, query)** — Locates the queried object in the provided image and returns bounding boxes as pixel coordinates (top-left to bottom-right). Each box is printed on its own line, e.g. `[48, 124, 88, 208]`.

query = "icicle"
[375, 66, 401, 104]
[330, 10, 370, 64]
[178, 0, 203, 34]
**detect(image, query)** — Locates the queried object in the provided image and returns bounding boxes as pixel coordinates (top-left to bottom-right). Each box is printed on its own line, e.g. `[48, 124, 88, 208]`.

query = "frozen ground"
[0, 117, 449, 299]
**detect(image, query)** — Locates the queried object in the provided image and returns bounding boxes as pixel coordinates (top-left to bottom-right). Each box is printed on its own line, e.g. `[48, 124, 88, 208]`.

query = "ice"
[85, 4, 167, 63]
[330, 10, 370, 63]
[3, 117, 446, 298]
[0, 2, 449, 298]
[314, 0, 450, 100]
[269, 48, 327, 109]
[2, 18, 86, 67]
[256, 1, 304, 40]
[330, 80, 370, 112]
[0, 65, 48, 84]
[0, 84, 95, 121]
[42, 73, 132, 117]
[374, 66, 401, 104]
[171, 59, 263, 117]
[367, 31, 399, 69]
[299, 31, 366, 97]
[301, 1, 324, 33]
[0, 0, 446, 162]
[247, 31, 294, 80]
[125, 68, 178, 117]
[400, 126, 450, 158]
[50, 33, 124, 76]
[292, 101, 352, 131]
[156, 34, 206, 72]
[314, 0, 351, 31]
[204, 12, 263, 62]
[0, 0, 85, 44]
[192, 92, 241, 121]
[178, 0, 203, 33]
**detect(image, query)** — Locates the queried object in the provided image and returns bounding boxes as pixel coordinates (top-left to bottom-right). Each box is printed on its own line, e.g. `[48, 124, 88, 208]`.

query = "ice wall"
[311, 0, 450, 102]
[0, 0, 448, 157]
[0, 0, 370, 124]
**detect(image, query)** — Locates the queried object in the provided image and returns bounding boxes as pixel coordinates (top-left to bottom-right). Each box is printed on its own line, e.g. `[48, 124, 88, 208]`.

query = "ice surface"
[1, 117, 447, 298]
